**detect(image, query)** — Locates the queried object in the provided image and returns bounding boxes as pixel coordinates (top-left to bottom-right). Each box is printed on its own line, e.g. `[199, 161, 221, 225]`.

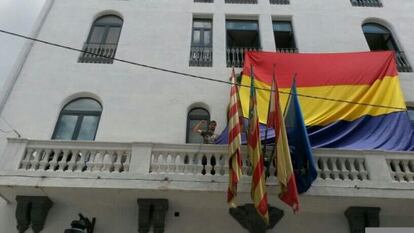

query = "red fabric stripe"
[257, 194, 269, 216]
[228, 103, 238, 118]
[279, 175, 300, 213]
[252, 156, 265, 188]
[243, 51, 398, 87]
[228, 125, 240, 143]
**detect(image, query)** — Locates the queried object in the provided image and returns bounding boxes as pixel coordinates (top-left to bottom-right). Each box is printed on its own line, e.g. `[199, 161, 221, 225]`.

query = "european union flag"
[284, 80, 317, 194]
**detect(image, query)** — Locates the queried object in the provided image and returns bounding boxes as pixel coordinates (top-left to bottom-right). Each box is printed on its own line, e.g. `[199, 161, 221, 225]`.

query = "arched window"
[186, 108, 210, 143]
[52, 98, 102, 140]
[79, 15, 123, 64]
[362, 23, 412, 72]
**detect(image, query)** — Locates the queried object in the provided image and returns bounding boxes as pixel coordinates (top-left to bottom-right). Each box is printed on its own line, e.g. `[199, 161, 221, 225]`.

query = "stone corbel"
[345, 206, 381, 233]
[229, 204, 284, 233]
[137, 199, 169, 233]
[15, 196, 53, 233]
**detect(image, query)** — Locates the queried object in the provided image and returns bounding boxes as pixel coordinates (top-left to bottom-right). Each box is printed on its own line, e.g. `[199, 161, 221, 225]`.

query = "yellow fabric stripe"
[240, 75, 406, 126]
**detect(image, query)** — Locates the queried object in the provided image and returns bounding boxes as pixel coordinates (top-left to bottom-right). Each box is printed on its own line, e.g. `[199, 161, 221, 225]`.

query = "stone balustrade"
[1, 138, 414, 194]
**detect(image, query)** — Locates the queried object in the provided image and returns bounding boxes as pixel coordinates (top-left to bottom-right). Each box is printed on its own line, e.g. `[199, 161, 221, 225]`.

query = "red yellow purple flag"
[227, 68, 243, 207]
[248, 66, 269, 224]
[267, 73, 300, 213]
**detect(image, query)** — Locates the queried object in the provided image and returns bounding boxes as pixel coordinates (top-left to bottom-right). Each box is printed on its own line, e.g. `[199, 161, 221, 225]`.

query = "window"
[273, 21, 297, 53]
[186, 108, 210, 143]
[189, 18, 213, 67]
[270, 0, 289, 4]
[225, 0, 257, 4]
[78, 15, 123, 64]
[408, 107, 414, 128]
[351, 0, 382, 7]
[362, 23, 412, 72]
[52, 98, 102, 140]
[226, 20, 260, 67]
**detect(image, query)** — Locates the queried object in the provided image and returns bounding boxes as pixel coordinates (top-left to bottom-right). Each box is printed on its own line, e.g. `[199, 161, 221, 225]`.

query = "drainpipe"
[0, 0, 55, 115]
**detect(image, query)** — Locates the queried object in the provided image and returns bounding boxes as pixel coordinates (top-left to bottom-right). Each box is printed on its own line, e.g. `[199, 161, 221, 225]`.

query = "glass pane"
[188, 120, 205, 143]
[105, 27, 121, 44]
[226, 21, 258, 31]
[95, 15, 123, 25]
[188, 108, 209, 119]
[194, 20, 212, 29]
[204, 31, 211, 46]
[193, 30, 201, 44]
[362, 24, 389, 34]
[77, 116, 99, 140]
[53, 115, 78, 140]
[89, 26, 105, 43]
[273, 21, 292, 32]
[65, 99, 102, 112]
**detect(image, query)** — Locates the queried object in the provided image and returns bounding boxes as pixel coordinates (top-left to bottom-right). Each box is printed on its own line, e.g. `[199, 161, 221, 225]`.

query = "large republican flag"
[239, 51, 414, 151]
[247, 68, 269, 224]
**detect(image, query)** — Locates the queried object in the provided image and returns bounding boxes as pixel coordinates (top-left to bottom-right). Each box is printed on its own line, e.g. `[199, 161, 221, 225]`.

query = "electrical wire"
[0, 116, 21, 137]
[0, 28, 407, 111]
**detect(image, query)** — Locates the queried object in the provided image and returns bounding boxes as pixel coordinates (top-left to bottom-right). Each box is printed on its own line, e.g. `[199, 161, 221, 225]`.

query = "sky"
[0, 0, 46, 89]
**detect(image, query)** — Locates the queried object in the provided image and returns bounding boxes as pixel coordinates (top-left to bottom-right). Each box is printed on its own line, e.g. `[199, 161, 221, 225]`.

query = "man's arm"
[192, 120, 206, 134]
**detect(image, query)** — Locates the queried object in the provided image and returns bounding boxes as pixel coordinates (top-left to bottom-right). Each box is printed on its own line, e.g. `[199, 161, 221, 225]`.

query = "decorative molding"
[229, 204, 284, 233]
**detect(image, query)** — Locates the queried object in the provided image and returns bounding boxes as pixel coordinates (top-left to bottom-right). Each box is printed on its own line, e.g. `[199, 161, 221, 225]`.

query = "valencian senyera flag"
[285, 79, 317, 194]
[267, 74, 300, 212]
[235, 51, 414, 151]
[227, 68, 243, 207]
[247, 67, 269, 224]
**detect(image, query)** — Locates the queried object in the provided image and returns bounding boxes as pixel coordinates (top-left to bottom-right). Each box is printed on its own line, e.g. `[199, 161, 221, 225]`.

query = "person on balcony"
[192, 120, 217, 144]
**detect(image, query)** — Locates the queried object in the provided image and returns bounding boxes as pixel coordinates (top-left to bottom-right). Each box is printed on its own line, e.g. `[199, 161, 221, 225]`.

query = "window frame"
[186, 107, 211, 143]
[86, 15, 123, 45]
[191, 18, 213, 48]
[52, 98, 102, 141]
[272, 20, 296, 50]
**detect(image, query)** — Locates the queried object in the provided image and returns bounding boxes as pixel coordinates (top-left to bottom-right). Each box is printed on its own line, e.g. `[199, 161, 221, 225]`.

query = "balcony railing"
[189, 46, 213, 67]
[194, 0, 213, 2]
[276, 48, 298, 53]
[225, 0, 257, 4]
[395, 51, 413, 72]
[226, 47, 261, 68]
[270, 0, 290, 4]
[350, 0, 382, 7]
[78, 43, 118, 64]
[2, 138, 414, 193]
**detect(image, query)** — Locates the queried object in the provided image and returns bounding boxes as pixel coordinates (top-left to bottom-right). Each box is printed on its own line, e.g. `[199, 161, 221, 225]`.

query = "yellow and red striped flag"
[267, 74, 300, 213]
[227, 68, 243, 207]
[248, 67, 269, 224]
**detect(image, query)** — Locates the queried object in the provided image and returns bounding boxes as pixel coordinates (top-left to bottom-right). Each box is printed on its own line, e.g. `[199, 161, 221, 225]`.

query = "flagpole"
[263, 64, 276, 177]
[283, 73, 297, 116]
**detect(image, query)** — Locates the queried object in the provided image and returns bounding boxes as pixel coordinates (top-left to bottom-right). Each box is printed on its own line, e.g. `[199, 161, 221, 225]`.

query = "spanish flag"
[239, 51, 413, 151]
[247, 67, 269, 224]
[267, 75, 299, 212]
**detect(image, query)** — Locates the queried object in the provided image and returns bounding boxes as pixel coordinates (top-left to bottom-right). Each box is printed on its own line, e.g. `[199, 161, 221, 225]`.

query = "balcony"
[1, 138, 414, 199]
[396, 51, 413, 72]
[194, 0, 213, 2]
[270, 0, 290, 4]
[350, 0, 382, 7]
[276, 48, 298, 53]
[78, 43, 117, 64]
[226, 47, 261, 68]
[189, 46, 213, 67]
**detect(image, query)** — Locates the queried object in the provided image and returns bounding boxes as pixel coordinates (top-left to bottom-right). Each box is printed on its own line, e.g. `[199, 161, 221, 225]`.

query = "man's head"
[208, 121, 217, 131]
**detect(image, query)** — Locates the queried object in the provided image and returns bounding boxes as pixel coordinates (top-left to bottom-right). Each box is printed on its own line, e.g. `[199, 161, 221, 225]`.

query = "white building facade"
[0, 0, 413, 232]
